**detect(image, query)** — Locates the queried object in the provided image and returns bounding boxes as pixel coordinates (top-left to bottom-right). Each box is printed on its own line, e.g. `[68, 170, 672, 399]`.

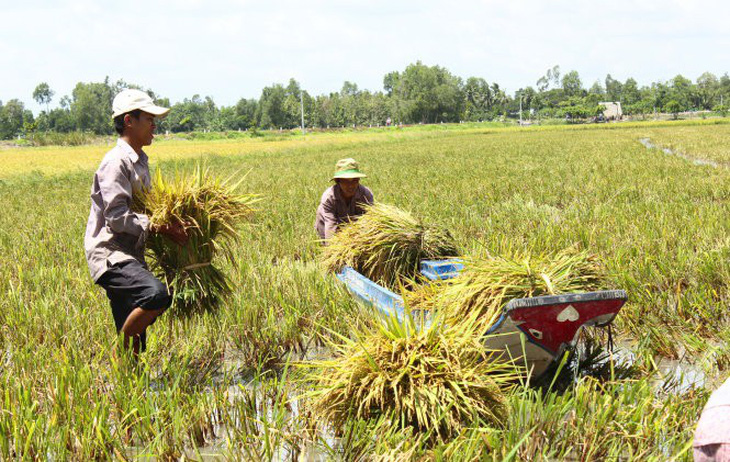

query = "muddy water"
[124, 337, 710, 459]
[657, 357, 707, 393]
[610, 339, 707, 394]
[124, 346, 337, 460]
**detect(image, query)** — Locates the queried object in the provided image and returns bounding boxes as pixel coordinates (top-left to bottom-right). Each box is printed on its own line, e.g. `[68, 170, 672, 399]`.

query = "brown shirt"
[84, 139, 151, 281]
[314, 184, 374, 240]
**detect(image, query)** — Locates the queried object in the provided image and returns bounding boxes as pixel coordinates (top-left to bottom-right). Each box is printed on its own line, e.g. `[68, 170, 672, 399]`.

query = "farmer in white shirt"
[84, 89, 186, 359]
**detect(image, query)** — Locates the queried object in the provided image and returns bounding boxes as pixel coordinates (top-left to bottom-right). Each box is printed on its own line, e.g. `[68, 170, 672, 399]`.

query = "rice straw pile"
[404, 246, 605, 330]
[321, 203, 458, 289]
[133, 163, 258, 315]
[305, 310, 521, 442]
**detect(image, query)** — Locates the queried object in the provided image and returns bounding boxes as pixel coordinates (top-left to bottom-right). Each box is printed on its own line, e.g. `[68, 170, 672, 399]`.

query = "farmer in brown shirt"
[315, 158, 374, 241]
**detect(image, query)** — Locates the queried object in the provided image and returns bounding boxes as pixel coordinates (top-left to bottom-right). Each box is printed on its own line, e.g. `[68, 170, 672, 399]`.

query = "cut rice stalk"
[303, 309, 523, 443]
[133, 163, 258, 315]
[405, 246, 605, 330]
[321, 203, 459, 290]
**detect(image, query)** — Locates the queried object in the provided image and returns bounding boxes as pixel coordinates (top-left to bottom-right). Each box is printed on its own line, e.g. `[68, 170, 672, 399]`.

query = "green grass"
[0, 120, 728, 458]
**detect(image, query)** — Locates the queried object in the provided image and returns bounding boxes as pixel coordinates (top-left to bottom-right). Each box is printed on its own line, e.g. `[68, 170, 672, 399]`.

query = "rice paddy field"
[1, 119, 729, 460]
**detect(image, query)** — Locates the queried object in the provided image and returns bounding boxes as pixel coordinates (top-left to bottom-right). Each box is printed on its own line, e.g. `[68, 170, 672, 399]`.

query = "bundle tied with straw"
[304, 309, 522, 443]
[321, 203, 459, 290]
[404, 246, 605, 331]
[133, 163, 258, 315]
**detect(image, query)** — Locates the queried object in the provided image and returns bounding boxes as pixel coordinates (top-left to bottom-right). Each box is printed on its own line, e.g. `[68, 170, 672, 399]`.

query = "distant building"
[599, 101, 623, 120]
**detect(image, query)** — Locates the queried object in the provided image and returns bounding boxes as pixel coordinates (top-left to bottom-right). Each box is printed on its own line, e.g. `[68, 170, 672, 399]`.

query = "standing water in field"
[639, 137, 720, 168]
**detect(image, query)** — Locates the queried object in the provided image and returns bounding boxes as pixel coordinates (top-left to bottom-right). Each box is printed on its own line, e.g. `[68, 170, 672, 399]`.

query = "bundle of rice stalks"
[406, 246, 604, 330]
[133, 163, 258, 315]
[304, 310, 521, 443]
[321, 203, 458, 289]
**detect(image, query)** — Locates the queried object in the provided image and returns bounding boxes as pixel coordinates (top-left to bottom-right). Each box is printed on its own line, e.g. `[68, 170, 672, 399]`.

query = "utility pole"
[519, 92, 523, 125]
[300, 91, 306, 135]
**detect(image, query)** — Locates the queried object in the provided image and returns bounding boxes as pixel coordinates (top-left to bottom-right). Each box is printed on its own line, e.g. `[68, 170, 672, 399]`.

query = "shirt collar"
[116, 138, 148, 164]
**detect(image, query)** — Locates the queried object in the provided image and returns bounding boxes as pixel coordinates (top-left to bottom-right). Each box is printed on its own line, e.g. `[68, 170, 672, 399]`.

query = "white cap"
[112, 89, 170, 118]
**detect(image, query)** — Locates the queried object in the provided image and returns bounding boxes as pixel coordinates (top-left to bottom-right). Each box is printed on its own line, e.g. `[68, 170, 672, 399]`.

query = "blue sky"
[2, 0, 729, 113]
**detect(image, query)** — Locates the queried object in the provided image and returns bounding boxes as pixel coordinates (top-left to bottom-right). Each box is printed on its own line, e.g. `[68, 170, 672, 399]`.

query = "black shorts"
[96, 259, 172, 351]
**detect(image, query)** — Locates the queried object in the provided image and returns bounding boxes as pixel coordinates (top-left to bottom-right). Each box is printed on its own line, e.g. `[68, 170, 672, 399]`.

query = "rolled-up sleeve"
[98, 159, 149, 237]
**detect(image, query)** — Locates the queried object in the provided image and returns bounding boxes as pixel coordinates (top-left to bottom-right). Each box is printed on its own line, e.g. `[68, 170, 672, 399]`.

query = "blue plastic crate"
[420, 258, 464, 280]
[336, 266, 406, 320]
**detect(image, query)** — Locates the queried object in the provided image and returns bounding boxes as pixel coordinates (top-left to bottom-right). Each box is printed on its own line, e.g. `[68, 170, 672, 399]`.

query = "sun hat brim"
[332, 169, 367, 180]
[112, 103, 171, 119]
[140, 104, 171, 119]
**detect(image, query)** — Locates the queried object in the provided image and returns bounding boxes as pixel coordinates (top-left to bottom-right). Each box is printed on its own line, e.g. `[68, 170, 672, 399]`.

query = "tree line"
[2, 62, 730, 140]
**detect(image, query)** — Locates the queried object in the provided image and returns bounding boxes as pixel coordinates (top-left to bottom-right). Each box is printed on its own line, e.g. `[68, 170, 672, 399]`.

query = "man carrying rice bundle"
[84, 89, 186, 359]
[314, 158, 374, 241]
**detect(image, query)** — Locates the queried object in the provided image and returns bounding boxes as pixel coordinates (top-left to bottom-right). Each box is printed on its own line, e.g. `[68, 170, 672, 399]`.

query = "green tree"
[153, 97, 172, 133]
[647, 81, 670, 113]
[537, 65, 561, 92]
[584, 81, 605, 106]
[202, 96, 220, 130]
[464, 77, 493, 121]
[622, 78, 641, 105]
[45, 108, 75, 132]
[664, 100, 681, 119]
[627, 100, 652, 118]
[588, 81, 605, 96]
[669, 75, 693, 110]
[23, 119, 39, 141]
[386, 62, 464, 123]
[364, 91, 389, 126]
[313, 94, 335, 128]
[70, 79, 115, 134]
[165, 95, 216, 132]
[234, 98, 258, 129]
[282, 79, 304, 128]
[0, 99, 29, 139]
[32, 82, 55, 115]
[340, 81, 362, 125]
[720, 73, 730, 105]
[383, 72, 399, 96]
[605, 74, 623, 101]
[696, 72, 719, 110]
[519, 87, 539, 114]
[561, 70, 583, 97]
[257, 84, 289, 129]
[215, 106, 237, 131]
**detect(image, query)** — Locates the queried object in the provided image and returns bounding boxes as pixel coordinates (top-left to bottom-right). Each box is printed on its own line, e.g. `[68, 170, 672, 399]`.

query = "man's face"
[337, 178, 360, 198]
[125, 111, 157, 146]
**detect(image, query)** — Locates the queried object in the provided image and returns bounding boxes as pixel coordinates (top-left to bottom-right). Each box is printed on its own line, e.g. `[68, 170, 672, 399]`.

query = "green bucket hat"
[331, 158, 367, 181]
